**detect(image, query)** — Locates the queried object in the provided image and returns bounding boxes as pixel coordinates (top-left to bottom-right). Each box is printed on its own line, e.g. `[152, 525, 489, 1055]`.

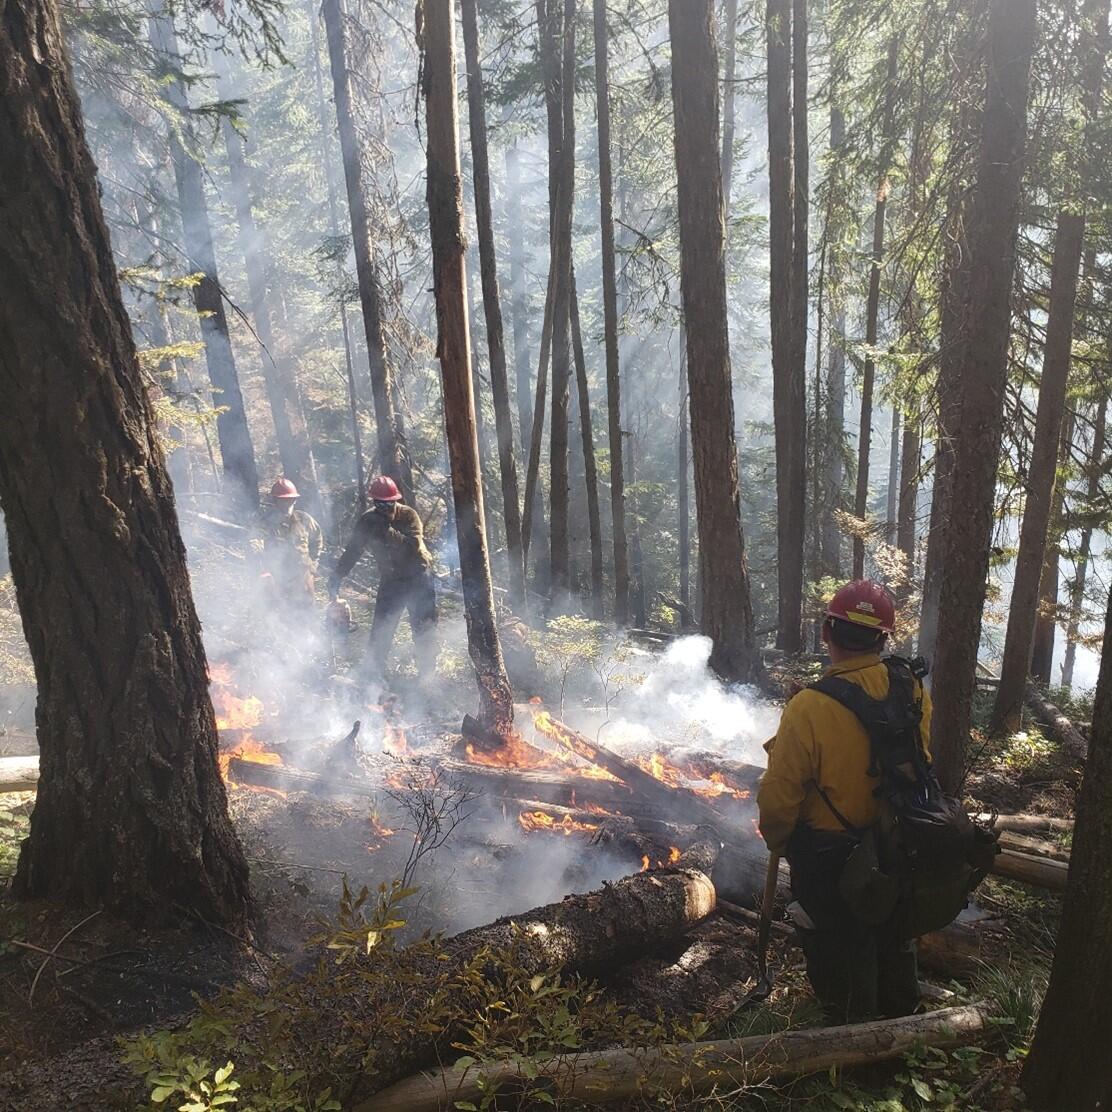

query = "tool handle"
[755, 852, 781, 964]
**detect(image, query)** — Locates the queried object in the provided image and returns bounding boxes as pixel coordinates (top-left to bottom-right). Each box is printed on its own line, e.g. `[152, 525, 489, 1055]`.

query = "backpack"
[808, 657, 999, 940]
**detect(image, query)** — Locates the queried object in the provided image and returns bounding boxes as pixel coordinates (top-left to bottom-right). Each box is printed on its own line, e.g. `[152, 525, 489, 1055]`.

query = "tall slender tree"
[593, 0, 630, 624]
[991, 0, 1108, 730]
[148, 2, 259, 511]
[670, 0, 761, 683]
[321, 0, 413, 499]
[1, 0, 249, 924]
[930, 0, 1036, 792]
[460, 0, 526, 612]
[1022, 575, 1112, 1109]
[422, 0, 514, 733]
[506, 143, 533, 458]
[720, 0, 740, 210]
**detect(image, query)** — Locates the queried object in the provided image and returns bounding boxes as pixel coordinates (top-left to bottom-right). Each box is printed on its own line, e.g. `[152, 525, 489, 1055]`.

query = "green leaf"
[150, 1087, 175, 1103]
[529, 975, 545, 992]
[453, 1055, 477, 1069]
[453, 1103, 478, 1110]
[214, 1062, 234, 1085]
[911, 1076, 934, 1101]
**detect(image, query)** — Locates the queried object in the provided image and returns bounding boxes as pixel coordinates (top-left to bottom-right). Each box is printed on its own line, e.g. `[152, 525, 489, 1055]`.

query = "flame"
[530, 709, 621, 782]
[668, 846, 681, 864]
[640, 855, 651, 872]
[464, 731, 553, 770]
[583, 801, 619, 816]
[369, 815, 396, 838]
[636, 752, 683, 789]
[384, 724, 408, 756]
[219, 736, 284, 781]
[518, 810, 599, 836]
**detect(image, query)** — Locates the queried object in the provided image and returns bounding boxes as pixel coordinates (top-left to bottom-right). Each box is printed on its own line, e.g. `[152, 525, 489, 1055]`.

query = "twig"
[28, 910, 101, 1005]
[247, 854, 348, 875]
[10, 940, 214, 990]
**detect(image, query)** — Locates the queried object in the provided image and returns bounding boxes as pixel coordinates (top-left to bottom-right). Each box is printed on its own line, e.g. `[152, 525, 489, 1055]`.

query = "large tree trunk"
[217, 61, 318, 506]
[0, 0, 249, 926]
[460, 0, 526, 612]
[766, 0, 804, 651]
[1023, 582, 1112, 1108]
[670, 0, 760, 684]
[570, 272, 605, 615]
[593, 0, 631, 624]
[321, 0, 413, 500]
[310, 1, 366, 506]
[423, 0, 513, 732]
[679, 332, 691, 615]
[1063, 393, 1107, 687]
[993, 0, 1106, 724]
[852, 38, 898, 579]
[148, 4, 259, 513]
[820, 106, 846, 580]
[930, 0, 1036, 792]
[521, 269, 555, 564]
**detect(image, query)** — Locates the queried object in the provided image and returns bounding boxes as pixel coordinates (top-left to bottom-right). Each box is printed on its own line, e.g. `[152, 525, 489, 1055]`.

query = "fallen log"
[0, 754, 38, 793]
[360, 1003, 993, 1112]
[1025, 685, 1088, 760]
[444, 758, 648, 813]
[997, 830, 1069, 861]
[992, 847, 1068, 892]
[227, 757, 385, 800]
[975, 811, 1073, 836]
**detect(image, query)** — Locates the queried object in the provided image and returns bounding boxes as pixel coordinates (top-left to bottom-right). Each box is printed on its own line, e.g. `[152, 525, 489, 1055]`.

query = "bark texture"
[0, 0, 249, 925]
[149, 4, 259, 512]
[423, 0, 514, 732]
[1023, 579, 1112, 1109]
[669, 0, 760, 683]
[460, 0, 526, 612]
[593, 0, 630, 623]
[322, 0, 413, 499]
[930, 0, 1036, 792]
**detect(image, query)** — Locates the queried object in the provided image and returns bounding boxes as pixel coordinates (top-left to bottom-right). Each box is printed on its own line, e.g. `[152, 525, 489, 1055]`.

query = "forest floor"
[0, 620, 1087, 1109]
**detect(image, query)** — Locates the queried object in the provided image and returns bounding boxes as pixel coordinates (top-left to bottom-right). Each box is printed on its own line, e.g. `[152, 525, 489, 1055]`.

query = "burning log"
[0, 754, 39, 793]
[361, 1003, 993, 1111]
[443, 758, 646, 814]
[226, 757, 384, 801]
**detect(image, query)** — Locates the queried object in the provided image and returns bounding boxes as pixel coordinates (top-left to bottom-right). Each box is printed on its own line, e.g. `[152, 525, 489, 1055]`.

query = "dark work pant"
[369, 572, 437, 676]
[787, 827, 919, 1022]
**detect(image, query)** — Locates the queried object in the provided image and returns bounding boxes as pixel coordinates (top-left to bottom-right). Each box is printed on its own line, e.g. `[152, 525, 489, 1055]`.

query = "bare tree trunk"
[670, 0, 761, 683]
[820, 106, 846, 580]
[679, 330, 691, 616]
[148, 3, 259, 512]
[506, 143, 533, 457]
[1, 0, 249, 925]
[886, 404, 900, 545]
[310, 1, 365, 508]
[1022, 576, 1112, 1109]
[1063, 393, 1107, 687]
[521, 268, 554, 561]
[321, 0, 413, 500]
[852, 38, 898, 579]
[570, 271, 605, 615]
[897, 398, 920, 585]
[422, 0, 514, 733]
[930, 0, 1036, 792]
[461, 0, 526, 612]
[993, 0, 1106, 726]
[593, 0, 631, 624]
[216, 61, 318, 505]
[766, 0, 804, 650]
[626, 428, 648, 627]
[720, 0, 740, 210]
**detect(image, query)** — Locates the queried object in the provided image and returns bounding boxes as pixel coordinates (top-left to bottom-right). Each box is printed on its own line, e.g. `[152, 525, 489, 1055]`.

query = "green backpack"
[809, 657, 999, 940]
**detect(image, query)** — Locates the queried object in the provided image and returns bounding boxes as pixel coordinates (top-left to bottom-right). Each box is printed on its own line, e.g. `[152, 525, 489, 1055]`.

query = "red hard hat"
[270, 477, 299, 500]
[825, 579, 896, 634]
[368, 475, 402, 502]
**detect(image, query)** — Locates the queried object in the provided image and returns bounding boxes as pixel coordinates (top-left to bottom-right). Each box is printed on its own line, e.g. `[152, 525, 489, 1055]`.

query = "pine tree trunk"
[593, 0, 630, 624]
[506, 144, 533, 459]
[897, 398, 920, 586]
[422, 0, 514, 733]
[852, 38, 898, 579]
[321, 0, 413, 500]
[540, 0, 576, 600]
[1022, 577, 1112, 1109]
[521, 266, 555, 563]
[930, 0, 1036, 792]
[570, 271, 605, 615]
[1063, 393, 1107, 687]
[820, 105, 846, 580]
[679, 331, 691, 616]
[461, 0, 526, 612]
[148, 3, 259, 512]
[626, 429, 648, 627]
[217, 63, 318, 505]
[766, 0, 803, 650]
[310, 1, 365, 507]
[1, 0, 250, 925]
[670, 0, 761, 683]
[720, 0, 740, 210]
[886, 405, 900, 544]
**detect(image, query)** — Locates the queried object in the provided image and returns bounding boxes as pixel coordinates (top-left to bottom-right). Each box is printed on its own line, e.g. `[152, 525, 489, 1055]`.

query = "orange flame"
[668, 846, 681, 864]
[369, 815, 396, 838]
[635, 751, 683, 789]
[518, 810, 599, 836]
[640, 855, 651, 872]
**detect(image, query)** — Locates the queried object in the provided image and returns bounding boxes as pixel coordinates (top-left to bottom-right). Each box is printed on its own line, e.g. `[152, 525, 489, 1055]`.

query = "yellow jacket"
[757, 654, 933, 854]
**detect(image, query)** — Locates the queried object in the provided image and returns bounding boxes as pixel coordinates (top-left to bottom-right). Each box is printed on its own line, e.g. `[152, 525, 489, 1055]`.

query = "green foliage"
[535, 616, 608, 713]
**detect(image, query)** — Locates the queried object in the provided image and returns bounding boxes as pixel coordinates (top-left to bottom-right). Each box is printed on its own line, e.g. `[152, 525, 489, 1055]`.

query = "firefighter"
[251, 477, 323, 611]
[327, 476, 437, 678]
[757, 579, 933, 1021]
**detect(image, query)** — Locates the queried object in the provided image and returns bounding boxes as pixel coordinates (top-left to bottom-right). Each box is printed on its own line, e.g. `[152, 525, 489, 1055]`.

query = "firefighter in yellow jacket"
[758, 580, 932, 1020]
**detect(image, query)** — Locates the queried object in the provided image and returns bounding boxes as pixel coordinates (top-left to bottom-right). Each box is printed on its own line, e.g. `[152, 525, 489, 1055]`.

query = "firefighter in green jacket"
[252, 477, 323, 612]
[328, 476, 437, 677]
